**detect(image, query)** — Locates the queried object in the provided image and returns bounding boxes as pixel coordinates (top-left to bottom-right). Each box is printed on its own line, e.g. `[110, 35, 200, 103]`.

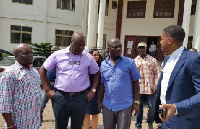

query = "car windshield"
[0, 57, 15, 66]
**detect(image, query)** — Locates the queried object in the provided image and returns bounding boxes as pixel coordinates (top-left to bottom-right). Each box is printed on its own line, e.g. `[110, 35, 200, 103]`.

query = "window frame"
[57, 0, 75, 11]
[153, 0, 175, 18]
[127, 1, 147, 18]
[55, 29, 74, 47]
[12, 0, 33, 5]
[10, 25, 32, 44]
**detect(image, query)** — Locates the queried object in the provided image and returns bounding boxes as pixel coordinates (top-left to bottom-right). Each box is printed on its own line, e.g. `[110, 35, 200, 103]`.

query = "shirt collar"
[170, 46, 184, 59]
[137, 54, 150, 59]
[15, 61, 33, 69]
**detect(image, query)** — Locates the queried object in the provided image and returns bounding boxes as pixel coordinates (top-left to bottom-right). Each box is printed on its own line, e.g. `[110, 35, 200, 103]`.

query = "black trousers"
[52, 91, 88, 129]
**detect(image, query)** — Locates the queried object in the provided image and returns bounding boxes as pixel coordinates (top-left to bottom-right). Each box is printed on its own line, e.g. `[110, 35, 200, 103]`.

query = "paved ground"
[0, 101, 156, 129]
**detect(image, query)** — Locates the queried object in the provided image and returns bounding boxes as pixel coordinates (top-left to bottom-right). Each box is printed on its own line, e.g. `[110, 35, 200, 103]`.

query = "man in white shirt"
[149, 41, 157, 57]
[155, 25, 200, 129]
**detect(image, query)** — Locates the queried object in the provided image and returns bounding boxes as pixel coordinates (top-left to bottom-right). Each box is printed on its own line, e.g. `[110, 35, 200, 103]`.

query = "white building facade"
[0, 0, 199, 61]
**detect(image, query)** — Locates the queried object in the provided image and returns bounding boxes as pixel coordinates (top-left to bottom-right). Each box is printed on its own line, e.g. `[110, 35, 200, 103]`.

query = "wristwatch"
[134, 100, 140, 105]
[91, 88, 96, 93]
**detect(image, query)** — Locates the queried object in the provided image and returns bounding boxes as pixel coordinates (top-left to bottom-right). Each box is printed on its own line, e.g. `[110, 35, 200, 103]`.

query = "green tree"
[28, 43, 53, 58]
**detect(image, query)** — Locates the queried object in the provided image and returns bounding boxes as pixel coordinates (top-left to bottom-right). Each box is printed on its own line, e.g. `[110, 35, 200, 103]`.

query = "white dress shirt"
[160, 46, 184, 104]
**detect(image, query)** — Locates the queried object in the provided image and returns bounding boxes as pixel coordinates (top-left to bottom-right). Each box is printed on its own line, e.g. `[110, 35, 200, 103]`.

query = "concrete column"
[182, 0, 192, 47]
[87, 0, 98, 48]
[193, 0, 200, 52]
[97, 0, 106, 49]
[82, 0, 88, 36]
[43, 0, 47, 43]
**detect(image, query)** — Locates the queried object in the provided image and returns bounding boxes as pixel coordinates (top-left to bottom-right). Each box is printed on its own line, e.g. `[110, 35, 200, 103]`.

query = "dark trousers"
[52, 91, 88, 129]
[103, 105, 132, 129]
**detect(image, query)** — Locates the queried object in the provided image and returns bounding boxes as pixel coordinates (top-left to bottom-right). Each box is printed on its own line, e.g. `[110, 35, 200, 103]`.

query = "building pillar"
[82, 0, 88, 36]
[43, 0, 47, 43]
[97, 0, 106, 49]
[87, 0, 98, 48]
[182, 0, 192, 48]
[193, 0, 200, 52]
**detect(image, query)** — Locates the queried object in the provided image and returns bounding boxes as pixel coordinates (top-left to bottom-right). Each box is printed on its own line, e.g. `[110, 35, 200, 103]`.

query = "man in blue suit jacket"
[155, 25, 200, 129]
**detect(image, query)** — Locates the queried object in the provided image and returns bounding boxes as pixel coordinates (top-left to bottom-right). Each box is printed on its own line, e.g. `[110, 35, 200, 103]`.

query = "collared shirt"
[160, 46, 184, 104]
[134, 54, 159, 94]
[44, 46, 99, 92]
[0, 61, 41, 129]
[101, 56, 141, 111]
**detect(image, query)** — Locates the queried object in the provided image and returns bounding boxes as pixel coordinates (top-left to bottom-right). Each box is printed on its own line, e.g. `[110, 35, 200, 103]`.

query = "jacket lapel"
[167, 50, 187, 89]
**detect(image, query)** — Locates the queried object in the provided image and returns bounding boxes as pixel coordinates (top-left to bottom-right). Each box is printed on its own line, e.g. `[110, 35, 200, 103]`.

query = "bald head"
[107, 38, 121, 48]
[107, 38, 122, 58]
[13, 44, 31, 56]
[71, 32, 85, 42]
[70, 32, 85, 55]
[13, 44, 33, 68]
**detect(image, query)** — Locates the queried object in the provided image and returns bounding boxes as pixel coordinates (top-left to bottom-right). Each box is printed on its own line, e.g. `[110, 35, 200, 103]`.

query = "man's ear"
[168, 37, 173, 45]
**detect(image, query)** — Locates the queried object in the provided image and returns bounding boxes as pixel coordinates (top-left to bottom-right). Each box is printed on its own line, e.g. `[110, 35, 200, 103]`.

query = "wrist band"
[7, 124, 16, 129]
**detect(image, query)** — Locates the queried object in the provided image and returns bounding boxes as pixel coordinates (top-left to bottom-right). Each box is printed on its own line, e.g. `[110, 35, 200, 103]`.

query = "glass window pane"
[23, 0, 32, 4]
[22, 33, 31, 43]
[11, 25, 21, 31]
[22, 26, 32, 32]
[57, 0, 61, 8]
[62, 0, 70, 9]
[63, 37, 71, 46]
[56, 36, 62, 46]
[13, 0, 22, 3]
[55, 30, 62, 35]
[11, 33, 21, 43]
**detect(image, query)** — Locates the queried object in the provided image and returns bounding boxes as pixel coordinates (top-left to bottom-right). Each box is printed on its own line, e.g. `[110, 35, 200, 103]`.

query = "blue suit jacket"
[155, 49, 200, 129]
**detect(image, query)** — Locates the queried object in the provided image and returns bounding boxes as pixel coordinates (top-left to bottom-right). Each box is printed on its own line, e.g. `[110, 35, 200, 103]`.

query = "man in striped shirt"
[0, 44, 41, 129]
[134, 42, 159, 129]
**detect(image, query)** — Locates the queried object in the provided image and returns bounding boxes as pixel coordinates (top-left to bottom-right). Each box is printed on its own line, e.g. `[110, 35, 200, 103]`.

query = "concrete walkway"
[0, 101, 156, 129]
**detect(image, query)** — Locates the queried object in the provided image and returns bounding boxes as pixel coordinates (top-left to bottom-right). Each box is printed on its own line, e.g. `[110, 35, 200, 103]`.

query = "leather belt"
[56, 89, 86, 97]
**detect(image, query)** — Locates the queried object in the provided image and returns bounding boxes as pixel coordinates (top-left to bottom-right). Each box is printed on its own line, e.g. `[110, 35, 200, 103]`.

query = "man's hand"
[159, 104, 176, 122]
[46, 90, 56, 99]
[86, 90, 95, 101]
[132, 103, 139, 116]
[98, 102, 103, 112]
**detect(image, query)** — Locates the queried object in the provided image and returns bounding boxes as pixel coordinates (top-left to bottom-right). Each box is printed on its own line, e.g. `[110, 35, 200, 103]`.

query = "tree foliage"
[28, 43, 52, 58]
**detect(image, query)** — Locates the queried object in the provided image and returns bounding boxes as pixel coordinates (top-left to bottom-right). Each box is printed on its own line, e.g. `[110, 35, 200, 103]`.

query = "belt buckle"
[69, 93, 75, 97]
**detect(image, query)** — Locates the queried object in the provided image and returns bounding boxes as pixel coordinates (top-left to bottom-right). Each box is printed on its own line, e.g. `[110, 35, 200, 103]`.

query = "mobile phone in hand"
[158, 108, 168, 119]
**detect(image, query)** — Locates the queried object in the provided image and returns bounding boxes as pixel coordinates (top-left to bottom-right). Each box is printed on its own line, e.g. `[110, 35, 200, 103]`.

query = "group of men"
[1, 25, 200, 129]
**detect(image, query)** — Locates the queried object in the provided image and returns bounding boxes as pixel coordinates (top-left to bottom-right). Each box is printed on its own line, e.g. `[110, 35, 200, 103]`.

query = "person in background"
[0, 44, 41, 129]
[134, 42, 159, 129]
[149, 41, 157, 57]
[189, 48, 197, 53]
[39, 32, 100, 129]
[98, 38, 141, 129]
[155, 25, 200, 129]
[40, 46, 59, 123]
[84, 49, 102, 129]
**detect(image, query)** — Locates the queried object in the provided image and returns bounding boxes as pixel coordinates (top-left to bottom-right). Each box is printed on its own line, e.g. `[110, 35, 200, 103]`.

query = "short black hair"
[163, 25, 185, 43]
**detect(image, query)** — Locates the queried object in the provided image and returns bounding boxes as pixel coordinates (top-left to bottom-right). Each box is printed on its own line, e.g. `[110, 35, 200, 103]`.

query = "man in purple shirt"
[39, 32, 100, 129]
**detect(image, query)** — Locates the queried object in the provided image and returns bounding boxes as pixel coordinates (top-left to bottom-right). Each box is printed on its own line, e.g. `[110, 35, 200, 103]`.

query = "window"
[12, 0, 32, 4]
[57, 0, 75, 11]
[11, 25, 32, 43]
[191, 0, 197, 15]
[96, 34, 107, 49]
[127, 1, 146, 18]
[153, 0, 175, 18]
[55, 30, 73, 47]
[187, 36, 193, 49]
